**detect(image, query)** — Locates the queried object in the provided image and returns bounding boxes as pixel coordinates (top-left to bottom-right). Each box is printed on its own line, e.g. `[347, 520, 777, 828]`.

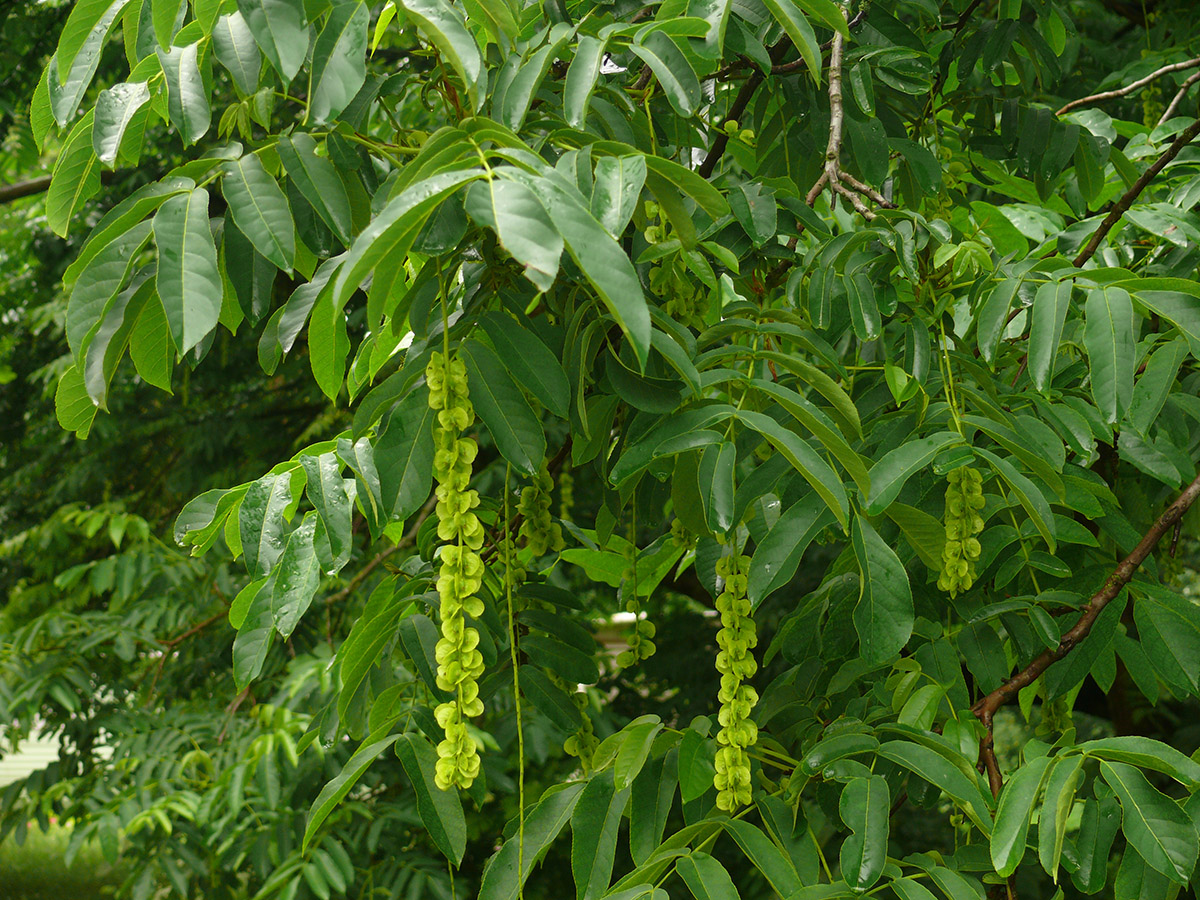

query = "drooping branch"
[972, 469, 1200, 783]
[1057, 56, 1200, 116]
[1073, 118, 1200, 265]
[1158, 70, 1200, 126]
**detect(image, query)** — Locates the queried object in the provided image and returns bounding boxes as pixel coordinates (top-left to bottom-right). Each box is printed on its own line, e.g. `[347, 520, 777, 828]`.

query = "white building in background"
[0, 735, 59, 787]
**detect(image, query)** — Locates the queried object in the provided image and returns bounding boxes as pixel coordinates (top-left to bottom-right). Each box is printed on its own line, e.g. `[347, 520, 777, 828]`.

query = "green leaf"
[303, 732, 400, 852]
[83, 273, 153, 407]
[338, 437, 385, 538]
[747, 494, 835, 608]
[397, 0, 483, 111]
[374, 385, 435, 523]
[464, 175, 563, 293]
[395, 733, 467, 865]
[1037, 755, 1083, 879]
[1028, 279, 1073, 393]
[723, 819, 802, 897]
[57, 0, 132, 81]
[278, 133, 353, 244]
[232, 577, 275, 688]
[267, 513, 321, 638]
[397, 613, 452, 702]
[523, 634, 599, 685]
[591, 154, 646, 239]
[630, 32, 701, 117]
[523, 172, 651, 370]
[630, 751, 678, 866]
[891, 879, 939, 900]
[678, 728, 716, 802]
[93, 81, 150, 167]
[236, 0, 309, 82]
[1128, 337, 1186, 433]
[839, 775, 889, 891]
[976, 448, 1056, 552]
[735, 409, 849, 527]
[459, 339, 546, 476]
[47, 110, 101, 237]
[222, 155, 295, 272]
[300, 452, 354, 573]
[676, 852, 739, 900]
[307, 1, 368, 125]
[1100, 760, 1199, 885]
[698, 441, 735, 532]
[865, 431, 961, 515]
[158, 43, 210, 145]
[1070, 798, 1121, 894]
[478, 313, 569, 417]
[760, 0, 820, 81]
[129, 293, 174, 391]
[1133, 584, 1200, 692]
[990, 754, 1052, 876]
[1079, 737, 1200, 788]
[154, 187, 223, 353]
[729, 183, 777, 247]
[687, 0, 732, 58]
[976, 277, 1020, 366]
[478, 783, 586, 900]
[614, 717, 663, 790]
[240, 470, 297, 577]
[66, 220, 152, 361]
[1084, 287, 1135, 425]
[55, 364, 98, 439]
[876, 740, 992, 833]
[497, 32, 568, 132]
[800, 732, 879, 776]
[571, 773, 629, 900]
[212, 11, 262, 95]
[852, 517, 914, 664]
[565, 34, 606, 129]
[520, 665, 582, 731]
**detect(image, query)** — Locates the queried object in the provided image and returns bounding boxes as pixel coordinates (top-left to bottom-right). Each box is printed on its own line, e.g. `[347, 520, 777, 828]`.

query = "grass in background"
[0, 822, 127, 900]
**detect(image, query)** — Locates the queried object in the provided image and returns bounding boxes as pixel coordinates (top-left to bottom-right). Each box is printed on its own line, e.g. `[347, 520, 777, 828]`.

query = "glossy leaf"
[153, 187, 222, 353]
[1084, 287, 1135, 425]
[395, 733, 467, 865]
[851, 517, 913, 664]
[839, 775, 889, 890]
[212, 11, 262, 95]
[1028, 279, 1072, 393]
[236, 0, 308, 82]
[465, 175, 563, 292]
[990, 754, 1052, 876]
[459, 339, 546, 476]
[158, 43, 209, 145]
[222, 155, 295, 272]
[308, 1, 368, 125]
[571, 773, 629, 900]
[1100, 760, 1199, 884]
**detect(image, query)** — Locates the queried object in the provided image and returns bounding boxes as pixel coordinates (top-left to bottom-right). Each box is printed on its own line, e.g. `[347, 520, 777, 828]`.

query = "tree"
[5, 0, 1200, 898]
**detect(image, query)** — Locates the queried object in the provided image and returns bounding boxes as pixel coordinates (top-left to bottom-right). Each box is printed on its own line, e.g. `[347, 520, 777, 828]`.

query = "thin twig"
[324, 495, 437, 605]
[1057, 57, 1200, 116]
[1073, 118, 1200, 266]
[1158, 70, 1200, 126]
[972, 469, 1200, 779]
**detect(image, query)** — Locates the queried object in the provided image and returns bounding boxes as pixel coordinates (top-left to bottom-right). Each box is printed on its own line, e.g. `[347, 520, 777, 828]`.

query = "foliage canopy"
[5, 0, 1200, 898]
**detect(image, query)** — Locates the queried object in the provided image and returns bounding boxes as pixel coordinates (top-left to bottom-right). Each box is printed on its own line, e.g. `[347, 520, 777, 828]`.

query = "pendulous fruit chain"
[713, 550, 759, 811]
[427, 350, 486, 790]
[938, 465, 985, 597]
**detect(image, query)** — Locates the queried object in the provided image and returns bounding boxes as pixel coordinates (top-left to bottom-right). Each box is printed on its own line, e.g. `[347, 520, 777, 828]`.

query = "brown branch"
[0, 175, 51, 205]
[1073, 118, 1200, 266]
[324, 495, 437, 606]
[163, 610, 227, 647]
[972, 468, 1200, 746]
[1158, 70, 1200, 126]
[1057, 57, 1200, 116]
[699, 70, 768, 178]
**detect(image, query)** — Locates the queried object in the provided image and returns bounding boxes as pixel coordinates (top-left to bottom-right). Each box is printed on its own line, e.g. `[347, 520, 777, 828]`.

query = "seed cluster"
[518, 463, 564, 556]
[427, 351, 486, 791]
[938, 466, 985, 597]
[713, 551, 758, 811]
[616, 547, 656, 668]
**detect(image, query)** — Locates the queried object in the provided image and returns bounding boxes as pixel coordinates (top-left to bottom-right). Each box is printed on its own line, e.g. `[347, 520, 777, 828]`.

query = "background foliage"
[5, 0, 1200, 898]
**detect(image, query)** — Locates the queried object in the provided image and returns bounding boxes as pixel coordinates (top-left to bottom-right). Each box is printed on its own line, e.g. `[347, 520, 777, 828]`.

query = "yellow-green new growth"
[427, 350, 486, 791]
[518, 463, 564, 556]
[938, 466, 985, 597]
[713, 551, 758, 811]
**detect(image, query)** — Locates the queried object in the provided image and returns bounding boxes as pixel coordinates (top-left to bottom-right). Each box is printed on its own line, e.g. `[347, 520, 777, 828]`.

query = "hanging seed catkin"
[427, 350, 486, 790]
[713, 550, 758, 811]
[938, 466, 985, 597]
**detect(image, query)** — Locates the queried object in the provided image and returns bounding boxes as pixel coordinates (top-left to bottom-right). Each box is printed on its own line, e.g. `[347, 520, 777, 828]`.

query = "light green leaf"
[153, 187, 223, 353]
[630, 32, 701, 117]
[303, 732, 401, 851]
[299, 451, 354, 573]
[93, 81, 151, 167]
[66, 220, 152, 361]
[232, 577, 275, 688]
[497, 32, 568, 131]
[158, 43, 210, 145]
[614, 717, 663, 790]
[629, 751, 678, 866]
[723, 819, 802, 897]
[876, 740, 992, 834]
[267, 513, 321, 638]
[395, 733, 467, 864]
[397, 0, 483, 110]
[239, 470, 296, 577]
[459, 339, 545, 476]
[236, 0, 309, 82]
[975, 448, 1056, 552]
[990, 754, 1052, 876]
[591, 154, 646, 239]
[212, 11, 262, 94]
[278, 133, 353, 244]
[129, 293, 174, 391]
[760, 0, 820, 81]
[1079, 737, 1200, 789]
[1037, 755, 1083, 879]
[565, 34, 606, 129]
[976, 277, 1020, 366]
[308, 1, 368, 125]
[465, 175, 563, 293]
[852, 517, 913, 664]
[571, 773, 629, 900]
[47, 110, 101, 237]
[55, 364, 98, 438]
[1084, 286, 1135, 425]
[1100, 760, 1199, 885]
[222, 154, 295, 272]
[57, 0, 132, 79]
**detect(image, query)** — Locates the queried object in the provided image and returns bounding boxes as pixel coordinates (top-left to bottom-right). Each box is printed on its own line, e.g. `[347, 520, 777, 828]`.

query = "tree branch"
[1158, 70, 1200, 126]
[324, 495, 437, 606]
[0, 175, 51, 205]
[1073, 118, 1200, 266]
[1057, 57, 1200, 116]
[972, 469, 1200, 773]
